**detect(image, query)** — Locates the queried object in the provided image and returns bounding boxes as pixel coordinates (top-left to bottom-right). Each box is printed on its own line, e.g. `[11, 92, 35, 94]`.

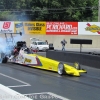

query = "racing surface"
[0, 52, 100, 100]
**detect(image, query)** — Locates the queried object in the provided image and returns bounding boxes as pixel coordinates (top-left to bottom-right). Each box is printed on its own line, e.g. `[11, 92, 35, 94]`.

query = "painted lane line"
[23, 92, 70, 100]
[0, 84, 32, 100]
[24, 92, 49, 95]
[0, 72, 30, 85]
[7, 84, 31, 88]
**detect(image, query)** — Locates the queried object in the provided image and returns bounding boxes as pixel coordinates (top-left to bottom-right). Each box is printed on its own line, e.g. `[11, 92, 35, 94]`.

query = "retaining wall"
[46, 50, 100, 69]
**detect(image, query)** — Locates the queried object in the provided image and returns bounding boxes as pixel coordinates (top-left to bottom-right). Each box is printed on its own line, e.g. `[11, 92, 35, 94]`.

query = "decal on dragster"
[25, 57, 42, 66]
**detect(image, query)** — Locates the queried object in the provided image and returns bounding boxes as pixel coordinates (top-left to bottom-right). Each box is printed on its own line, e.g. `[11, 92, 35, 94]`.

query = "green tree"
[0, 0, 98, 21]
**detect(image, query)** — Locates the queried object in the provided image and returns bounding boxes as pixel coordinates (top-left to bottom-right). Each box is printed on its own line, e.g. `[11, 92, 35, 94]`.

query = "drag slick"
[2, 42, 87, 76]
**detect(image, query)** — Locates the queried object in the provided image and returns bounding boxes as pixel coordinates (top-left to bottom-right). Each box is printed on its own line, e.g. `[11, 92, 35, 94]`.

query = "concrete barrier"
[46, 50, 100, 69]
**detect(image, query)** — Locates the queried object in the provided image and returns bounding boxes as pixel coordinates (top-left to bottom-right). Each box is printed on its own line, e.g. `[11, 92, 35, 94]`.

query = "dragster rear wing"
[4, 32, 22, 36]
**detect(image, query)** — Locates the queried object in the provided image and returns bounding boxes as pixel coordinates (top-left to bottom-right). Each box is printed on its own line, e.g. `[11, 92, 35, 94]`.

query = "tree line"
[0, 0, 98, 21]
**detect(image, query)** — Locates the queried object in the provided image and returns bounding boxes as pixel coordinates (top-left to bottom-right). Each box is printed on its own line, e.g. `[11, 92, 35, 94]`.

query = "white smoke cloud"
[0, 34, 24, 54]
[14, 34, 23, 42]
[0, 37, 8, 53]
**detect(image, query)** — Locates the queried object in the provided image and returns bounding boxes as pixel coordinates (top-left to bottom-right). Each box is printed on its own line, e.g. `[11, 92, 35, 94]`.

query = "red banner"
[46, 22, 78, 35]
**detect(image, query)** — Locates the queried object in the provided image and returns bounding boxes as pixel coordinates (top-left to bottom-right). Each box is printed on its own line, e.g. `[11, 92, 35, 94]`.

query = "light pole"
[98, 0, 100, 21]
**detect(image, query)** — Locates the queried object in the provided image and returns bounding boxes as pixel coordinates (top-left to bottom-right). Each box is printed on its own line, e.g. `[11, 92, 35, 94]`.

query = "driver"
[24, 48, 28, 54]
[24, 47, 33, 54]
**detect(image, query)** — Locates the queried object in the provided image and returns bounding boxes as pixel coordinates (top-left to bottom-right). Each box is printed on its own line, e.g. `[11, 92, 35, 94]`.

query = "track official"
[61, 39, 67, 51]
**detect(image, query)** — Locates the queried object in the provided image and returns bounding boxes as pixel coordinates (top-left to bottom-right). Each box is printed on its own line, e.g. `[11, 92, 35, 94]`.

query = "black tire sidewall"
[2, 57, 8, 63]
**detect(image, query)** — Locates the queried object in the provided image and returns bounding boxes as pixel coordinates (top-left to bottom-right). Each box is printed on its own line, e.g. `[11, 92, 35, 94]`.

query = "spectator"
[45, 40, 48, 45]
[61, 39, 67, 51]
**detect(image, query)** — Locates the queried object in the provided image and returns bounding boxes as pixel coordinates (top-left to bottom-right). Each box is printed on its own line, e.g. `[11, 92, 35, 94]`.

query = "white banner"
[0, 21, 14, 33]
[78, 22, 100, 35]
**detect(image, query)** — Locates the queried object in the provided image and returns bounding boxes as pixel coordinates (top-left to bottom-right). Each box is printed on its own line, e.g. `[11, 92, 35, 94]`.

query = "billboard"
[46, 22, 78, 35]
[14, 22, 24, 34]
[14, 21, 46, 34]
[78, 22, 100, 35]
[0, 21, 14, 33]
[24, 22, 46, 34]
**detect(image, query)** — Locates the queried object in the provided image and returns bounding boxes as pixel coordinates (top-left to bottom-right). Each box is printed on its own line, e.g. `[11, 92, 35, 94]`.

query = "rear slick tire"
[2, 57, 8, 63]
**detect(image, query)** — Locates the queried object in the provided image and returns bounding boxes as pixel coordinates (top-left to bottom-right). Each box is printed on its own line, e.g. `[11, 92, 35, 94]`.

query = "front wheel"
[58, 63, 65, 75]
[73, 62, 81, 70]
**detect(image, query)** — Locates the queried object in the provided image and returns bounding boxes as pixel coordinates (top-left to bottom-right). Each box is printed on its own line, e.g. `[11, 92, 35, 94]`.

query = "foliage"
[0, 0, 98, 21]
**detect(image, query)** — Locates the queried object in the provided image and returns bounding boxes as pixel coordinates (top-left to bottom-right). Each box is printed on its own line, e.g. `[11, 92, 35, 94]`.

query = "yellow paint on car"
[25, 54, 87, 76]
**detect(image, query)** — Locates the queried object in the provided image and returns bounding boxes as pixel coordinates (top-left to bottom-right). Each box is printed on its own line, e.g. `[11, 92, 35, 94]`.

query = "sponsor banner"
[0, 21, 14, 33]
[14, 21, 24, 34]
[78, 22, 100, 35]
[46, 22, 78, 35]
[23, 22, 46, 34]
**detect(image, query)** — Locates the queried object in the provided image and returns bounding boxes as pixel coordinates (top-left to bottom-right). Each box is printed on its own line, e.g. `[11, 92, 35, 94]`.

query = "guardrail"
[46, 50, 100, 69]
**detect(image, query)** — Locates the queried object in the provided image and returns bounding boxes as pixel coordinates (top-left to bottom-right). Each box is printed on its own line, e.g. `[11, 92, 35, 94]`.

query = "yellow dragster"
[24, 54, 87, 76]
[3, 47, 87, 76]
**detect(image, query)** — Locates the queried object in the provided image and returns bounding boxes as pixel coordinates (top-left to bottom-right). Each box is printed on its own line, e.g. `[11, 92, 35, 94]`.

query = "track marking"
[0, 72, 30, 85]
[8, 84, 31, 88]
[24, 92, 70, 100]
[24, 92, 49, 95]
[48, 92, 70, 100]
[0, 84, 32, 100]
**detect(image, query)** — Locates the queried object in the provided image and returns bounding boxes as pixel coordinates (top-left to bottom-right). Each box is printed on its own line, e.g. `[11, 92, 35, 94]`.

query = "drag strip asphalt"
[0, 62, 100, 100]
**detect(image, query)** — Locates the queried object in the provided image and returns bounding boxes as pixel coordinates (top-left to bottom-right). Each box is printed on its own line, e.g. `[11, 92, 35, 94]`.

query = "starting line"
[0, 72, 31, 88]
[0, 84, 32, 100]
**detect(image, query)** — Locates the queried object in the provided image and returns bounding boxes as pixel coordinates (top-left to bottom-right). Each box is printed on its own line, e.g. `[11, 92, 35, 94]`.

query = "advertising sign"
[46, 22, 78, 35]
[0, 21, 14, 33]
[14, 22, 24, 34]
[78, 22, 100, 35]
[23, 21, 46, 34]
